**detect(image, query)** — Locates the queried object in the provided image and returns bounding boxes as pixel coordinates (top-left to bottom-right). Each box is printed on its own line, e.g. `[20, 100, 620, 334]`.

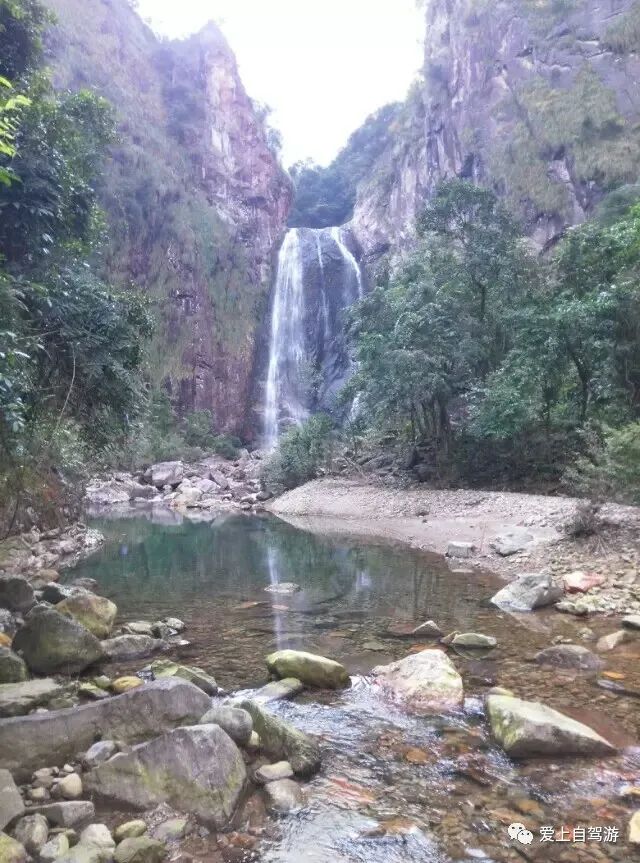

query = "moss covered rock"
[265, 650, 349, 690]
[56, 593, 117, 639]
[12, 607, 104, 675]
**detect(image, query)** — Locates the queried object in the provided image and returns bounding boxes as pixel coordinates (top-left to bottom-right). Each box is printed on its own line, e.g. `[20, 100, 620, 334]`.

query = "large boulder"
[237, 701, 321, 777]
[12, 815, 48, 855]
[486, 694, 617, 758]
[84, 483, 130, 507]
[0, 578, 34, 615]
[490, 572, 562, 612]
[0, 679, 210, 780]
[85, 725, 246, 829]
[100, 635, 165, 661]
[147, 660, 217, 695]
[56, 593, 117, 639]
[0, 648, 27, 684]
[371, 649, 464, 714]
[265, 650, 350, 690]
[0, 769, 24, 831]
[12, 607, 104, 675]
[534, 645, 604, 671]
[0, 679, 63, 718]
[149, 462, 183, 489]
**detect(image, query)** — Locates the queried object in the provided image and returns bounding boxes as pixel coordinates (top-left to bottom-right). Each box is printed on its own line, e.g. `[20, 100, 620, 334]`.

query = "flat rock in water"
[85, 725, 246, 829]
[535, 645, 604, 671]
[0, 769, 24, 830]
[254, 761, 293, 785]
[100, 635, 165, 661]
[251, 677, 304, 704]
[12, 607, 104, 675]
[0, 678, 64, 718]
[372, 649, 464, 714]
[263, 779, 305, 814]
[0, 679, 210, 780]
[450, 633, 497, 649]
[490, 572, 562, 612]
[486, 694, 617, 758]
[266, 649, 350, 689]
[237, 700, 321, 777]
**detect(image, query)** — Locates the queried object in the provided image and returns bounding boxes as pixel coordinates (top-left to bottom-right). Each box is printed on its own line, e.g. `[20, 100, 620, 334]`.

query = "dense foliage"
[288, 103, 401, 228]
[348, 180, 640, 496]
[0, 0, 152, 532]
[262, 415, 335, 494]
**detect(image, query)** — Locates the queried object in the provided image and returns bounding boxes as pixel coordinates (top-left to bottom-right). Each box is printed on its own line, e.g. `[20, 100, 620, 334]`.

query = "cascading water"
[263, 225, 364, 447]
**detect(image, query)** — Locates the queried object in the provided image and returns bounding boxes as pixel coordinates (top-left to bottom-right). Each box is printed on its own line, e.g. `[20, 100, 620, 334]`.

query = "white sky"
[136, 0, 424, 166]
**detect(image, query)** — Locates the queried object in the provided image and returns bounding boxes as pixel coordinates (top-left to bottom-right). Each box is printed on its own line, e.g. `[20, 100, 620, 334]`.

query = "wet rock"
[0, 679, 210, 780]
[449, 633, 497, 650]
[0, 577, 34, 614]
[254, 762, 293, 785]
[58, 824, 115, 863]
[411, 620, 443, 638]
[111, 677, 143, 694]
[490, 572, 562, 612]
[0, 833, 27, 863]
[446, 541, 474, 559]
[198, 707, 252, 746]
[629, 810, 640, 845]
[152, 820, 188, 843]
[114, 838, 166, 863]
[83, 741, 118, 769]
[12, 607, 104, 675]
[26, 802, 95, 828]
[162, 618, 185, 633]
[490, 532, 533, 557]
[55, 773, 82, 800]
[147, 659, 217, 695]
[252, 678, 304, 704]
[0, 770, 24, 831]
[623, 615, 640, 630]
[0, 678, 64, 718]
[56, 594, 117, 639]
[85, 725, 246, 829]
[150, 622, 174, 640]
[100, 635, 164, 661]
[486, 694, 616, 758]
[265, 649, 349, 689]
[12, 814, 48, 854]
[123, 622, 154, 637]
[563, 571, 606, 593]
[263, 779, 305, 817]
[78, 683, 110, 701]
[0, 648, 27, 684]
[237, 701, 321, 777]
[534, 645, 604, 671]
[40, 834, 70, 863]
[371, 649, 464, 714]
[149, 462, 184, 489]
[114, 822, 147, 843]
[596, 630, 635, 652]
[263, 582, 299, 595]
[362, 639, 386, 651]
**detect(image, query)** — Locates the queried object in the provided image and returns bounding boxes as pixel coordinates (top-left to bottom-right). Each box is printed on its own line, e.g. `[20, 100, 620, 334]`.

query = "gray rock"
[446, 541, 474, 559]
[100, 635, 165, 661]
[372, 649, 464, 714]
[114, 838, 165, 863]
[122, 622, 154, 637]
[623, 615, 640, 631]
[12, 814, 48, 854]
[263, 779, 305, 815]
[450, 633, 497, 649]
[113, 822, 147, 843]
[162, 618, 185, 633]
[490, 572, 562, 612]
[0, 769, 24, 831]
[55, 774, 82, 800]
[12, 607, 104, 675]
[198, 707, 252, 746]
[152, 820, 187, 843]
[0, 679, 210, 780]
[150, 462, 184, 489]
[146, 660, 217, 695]
[237, 701, 321, 777]
[55, 593, 117, 639]
[535, 645, 604, 671]
[209, 471, 229, 490]
[411, 620, 443, 637]
[254, 761, 293, 784]
[490, 531, 534, 557]
[40, 834, 70, 863]
[265, 650, 350, 690]
[150, 623, 174, 640]
[486, 694, 617, 758]
[0, 649, 27, 685]
[0, 578, 34, 615]
[57, 824, 115, 863]
[85, 725, 246, 829]
[0, 833, 27, 863]
[252, 678, 304, 704]
[0, 679, 64, 718]
[26, 802, 95, 828]
[83, 741, 118, 769]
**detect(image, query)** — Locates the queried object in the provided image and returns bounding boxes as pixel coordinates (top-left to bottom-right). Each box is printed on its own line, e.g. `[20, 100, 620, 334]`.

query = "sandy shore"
[267, 478, 640, 612]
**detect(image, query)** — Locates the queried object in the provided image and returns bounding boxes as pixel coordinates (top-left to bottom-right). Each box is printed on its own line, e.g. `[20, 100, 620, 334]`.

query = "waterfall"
[263, 225, 364, 446]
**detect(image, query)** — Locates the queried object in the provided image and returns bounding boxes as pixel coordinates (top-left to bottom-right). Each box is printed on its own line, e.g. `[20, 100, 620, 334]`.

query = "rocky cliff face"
[353, 0, 640, 257]
[44, 0, 291, 434]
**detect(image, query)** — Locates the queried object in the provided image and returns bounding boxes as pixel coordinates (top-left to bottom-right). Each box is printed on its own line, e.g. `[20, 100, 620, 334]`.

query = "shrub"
[261, 415, 335, 494]
[566, 422, 640, 505]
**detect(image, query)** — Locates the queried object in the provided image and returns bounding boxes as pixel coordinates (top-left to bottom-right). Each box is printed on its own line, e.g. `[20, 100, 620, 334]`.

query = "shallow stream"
[67, 512, 640, 863]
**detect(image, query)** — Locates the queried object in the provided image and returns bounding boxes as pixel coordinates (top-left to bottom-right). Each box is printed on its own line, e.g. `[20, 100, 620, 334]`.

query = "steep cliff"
[353, 0, 640, 257]
[44, 0, 291, 434]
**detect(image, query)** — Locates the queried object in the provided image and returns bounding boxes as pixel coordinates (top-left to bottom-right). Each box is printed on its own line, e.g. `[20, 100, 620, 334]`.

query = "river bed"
[66, 512, 640, 863]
